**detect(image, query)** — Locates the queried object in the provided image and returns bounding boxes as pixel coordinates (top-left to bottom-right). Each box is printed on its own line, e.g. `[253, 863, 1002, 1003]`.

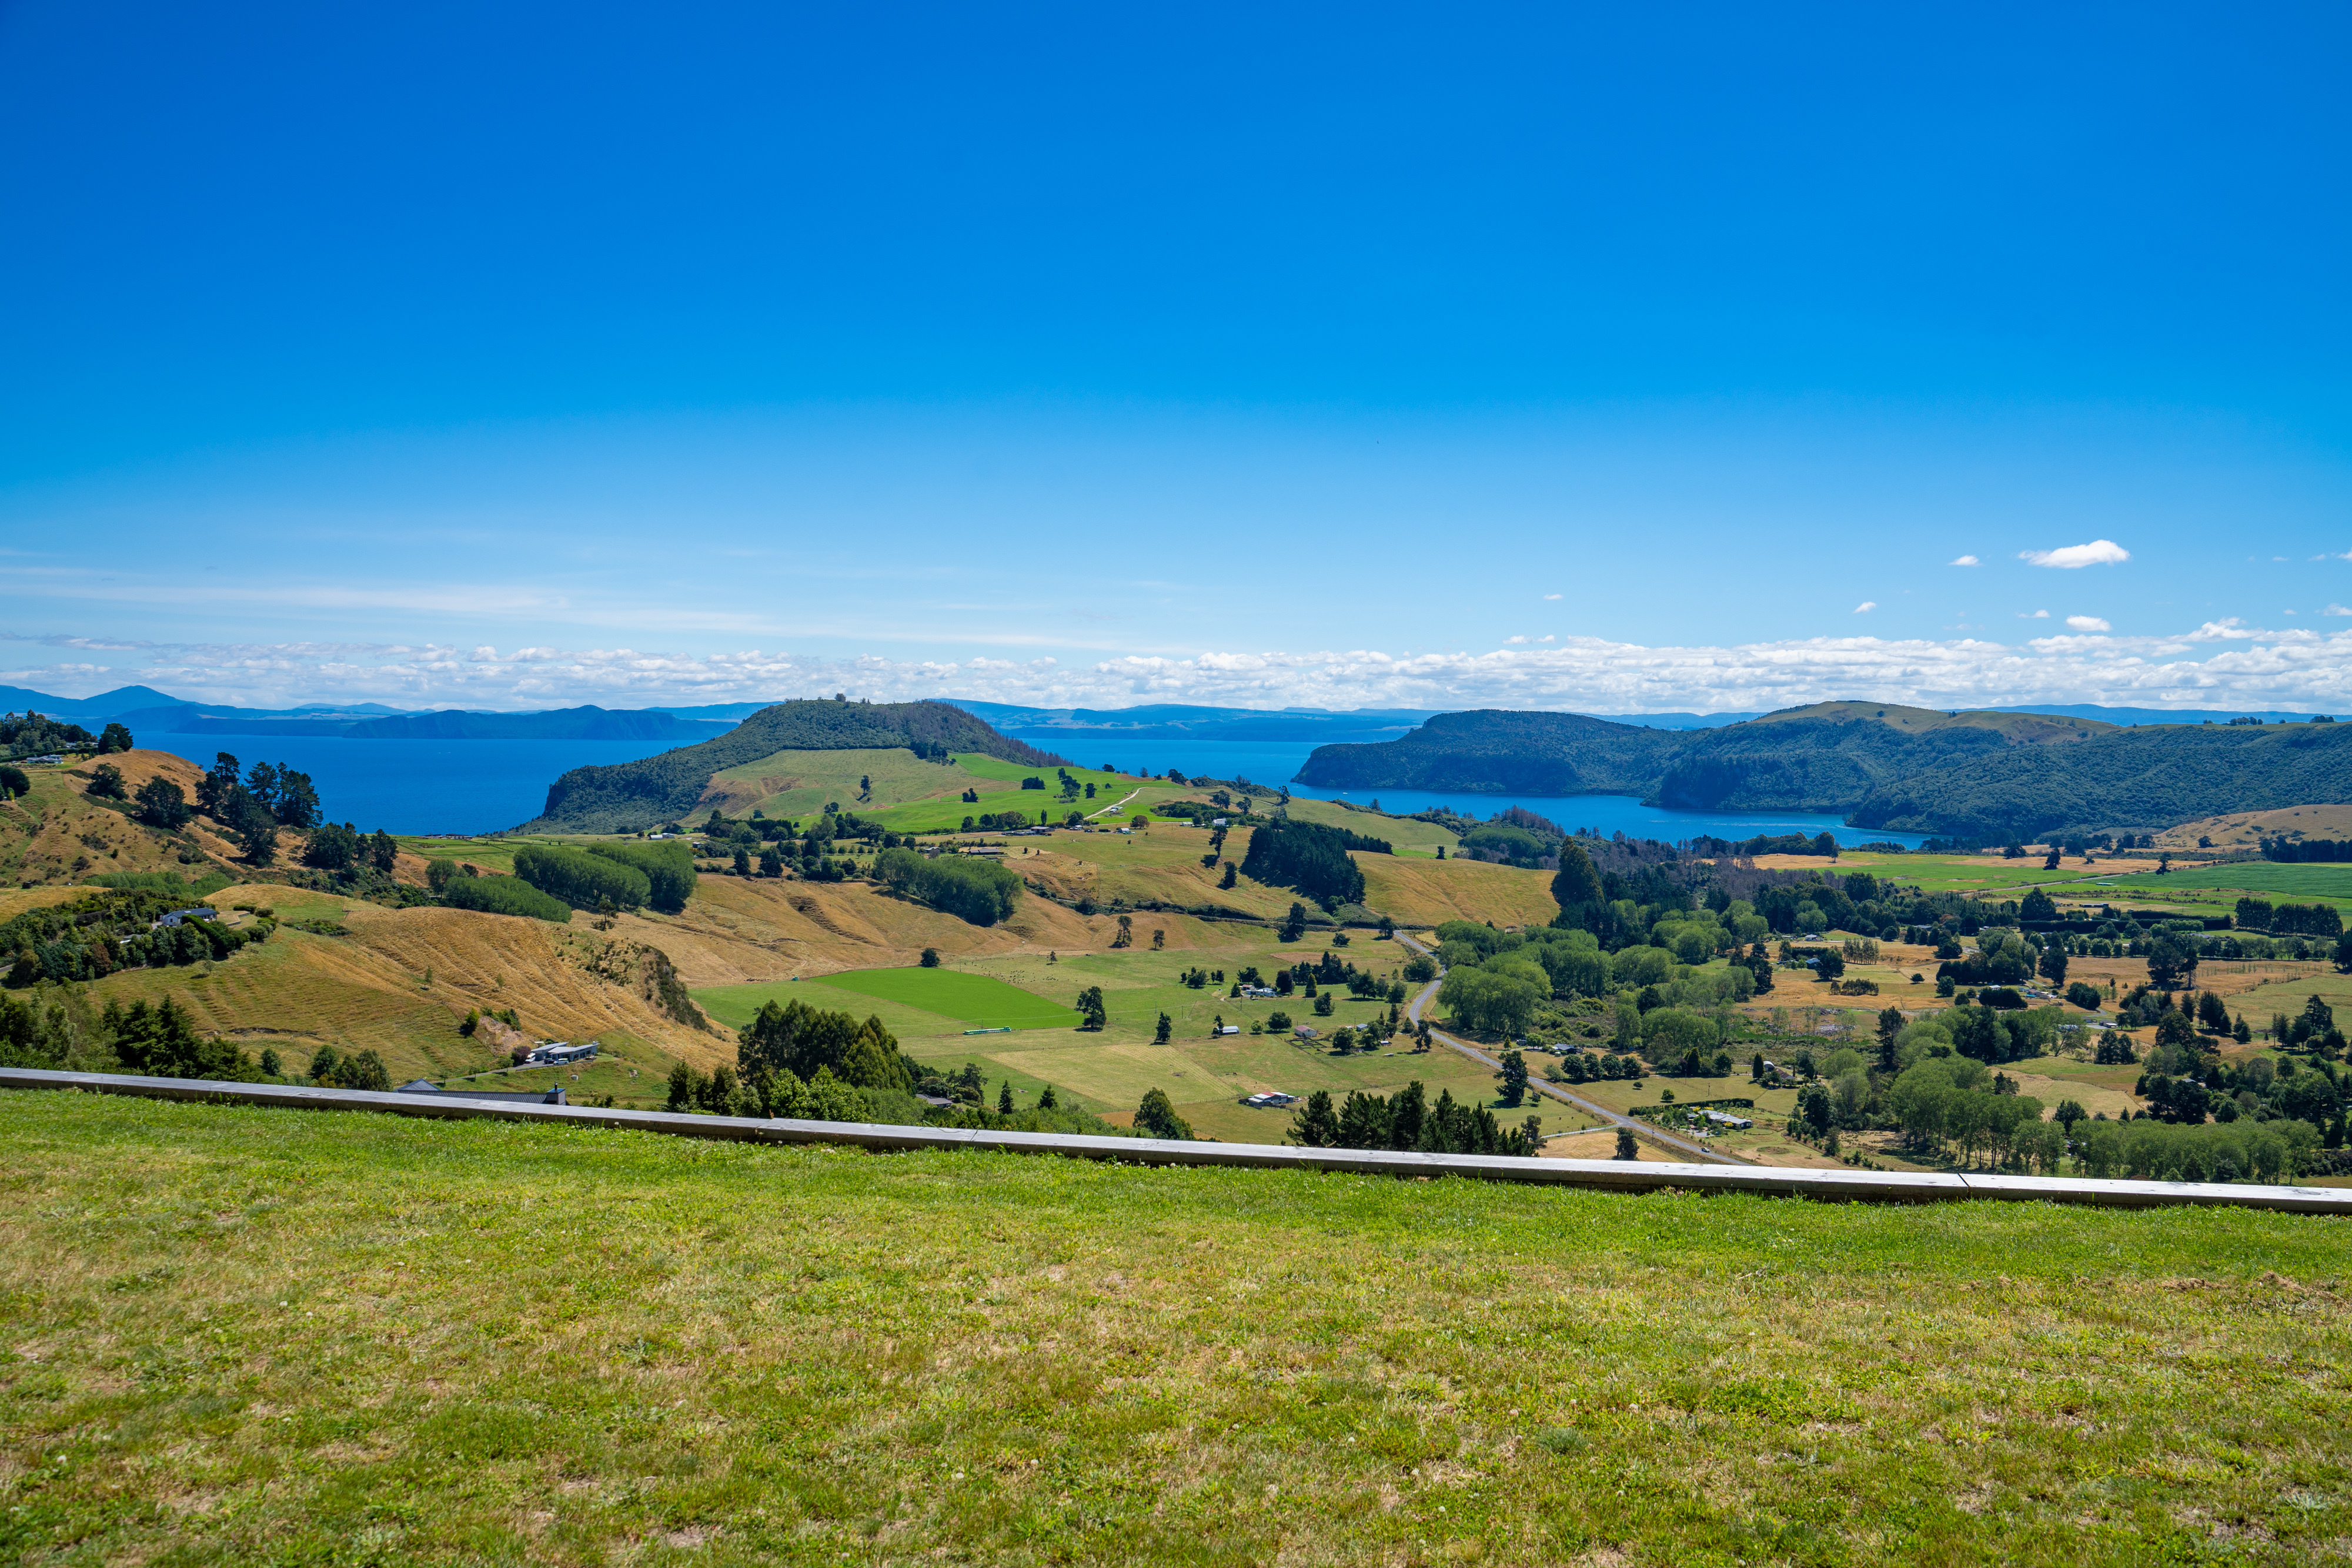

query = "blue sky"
[2, 2, 2348, 713]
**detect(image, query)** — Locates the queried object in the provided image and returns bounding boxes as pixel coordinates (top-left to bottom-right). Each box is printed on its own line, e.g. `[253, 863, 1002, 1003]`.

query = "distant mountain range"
[0, 684, 734, 741]
[1298, 701, 2350, 841]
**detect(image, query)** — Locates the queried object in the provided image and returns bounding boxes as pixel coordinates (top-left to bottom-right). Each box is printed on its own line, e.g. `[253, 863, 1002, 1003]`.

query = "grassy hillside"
[3, 1092, 2345, 1565]
[2160, 802, 2352, 850]
[522, 700, 1071, 833]
[0, 749, 242, 885]
[61, 888, 730, 1086]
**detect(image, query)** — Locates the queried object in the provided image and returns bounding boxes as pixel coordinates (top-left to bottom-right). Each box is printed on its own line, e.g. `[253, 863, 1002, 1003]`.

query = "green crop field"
[2096, 860, 2352, 905]
[1822, 851, 2139, 899]
[4, 1091, 2347, 1565]
[797, 967, 1085, 1029]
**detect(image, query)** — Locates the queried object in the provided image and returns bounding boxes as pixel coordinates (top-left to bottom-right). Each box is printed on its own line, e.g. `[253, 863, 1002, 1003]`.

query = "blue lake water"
[142, 726, 1929, 848]
[145, 733, 681, 837]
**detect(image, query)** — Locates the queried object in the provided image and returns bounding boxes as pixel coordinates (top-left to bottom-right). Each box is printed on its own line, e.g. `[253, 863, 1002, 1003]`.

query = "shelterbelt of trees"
[1299, 700, 2352, 844]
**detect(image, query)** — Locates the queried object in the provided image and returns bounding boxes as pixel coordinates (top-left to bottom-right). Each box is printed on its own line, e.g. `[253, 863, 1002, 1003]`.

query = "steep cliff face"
[522, 700, 1068, 833]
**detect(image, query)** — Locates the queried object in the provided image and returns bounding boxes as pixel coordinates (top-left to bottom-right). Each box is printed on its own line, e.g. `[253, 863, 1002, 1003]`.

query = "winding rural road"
[1392, 932, 1748, 1165]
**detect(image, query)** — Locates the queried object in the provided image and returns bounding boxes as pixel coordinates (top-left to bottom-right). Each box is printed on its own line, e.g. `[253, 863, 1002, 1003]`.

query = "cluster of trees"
[2233, 898, 2344, 937]
[186, 753, 327, 864]
[2132, 1017, 2348, 1134]
[2, 988, 289, 1082]
[0, 989, 264, 1082]
[437, 872, 572, 922]
[301, 823, 399, 876]
[1434, 918, 1756, 1040]
[1879, 1056, 2060, 1169]
[962, 810, 1038, 833]
[106, 997, 266, 1082]
[874, 846, 1022, 925]
[1285, 1079, 1541, 1156]
[516, 844, 653, 910]
[1238, 820, 1379, 907]
[2267, 995, 2346, 1052]
[667, 1059, 872, 1120]
[1457, 818, 1554, 868]
[1771, 998, 2347, 1178]
[0, 711, 102, 761]
[2071, 1117, 2316, 1182]
[304, 1043, 393, 1092]
[1936, 928, 2069, 989]
[1549, 1049, 1645, 1084]
[1552, 840, 1917, 952]
[1134, 1087, 1192, 1139]
[1, 890, 272, 988]
[2260, 837, 2352, 863]
[1701, 831, 1843, 858]
[738, 997, 910, 1090]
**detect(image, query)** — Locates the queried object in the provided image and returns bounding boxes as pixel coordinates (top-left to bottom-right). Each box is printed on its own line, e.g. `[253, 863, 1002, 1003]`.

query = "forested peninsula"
[1297, 702, 2350, 842]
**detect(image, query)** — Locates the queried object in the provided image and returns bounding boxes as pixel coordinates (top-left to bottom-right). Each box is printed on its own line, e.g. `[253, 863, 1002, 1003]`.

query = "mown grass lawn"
[3, 1092, 2348, 1566]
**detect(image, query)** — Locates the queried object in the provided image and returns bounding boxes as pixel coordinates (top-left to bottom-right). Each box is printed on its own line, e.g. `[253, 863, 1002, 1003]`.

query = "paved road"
[1392, 932, 1748, 1165]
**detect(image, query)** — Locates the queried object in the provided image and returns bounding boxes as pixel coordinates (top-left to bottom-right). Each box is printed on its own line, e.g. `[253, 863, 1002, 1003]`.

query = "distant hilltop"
[0, 684, 739, 742]
[1297, 701, 2349, 844]
[520, 698, 1068, 834]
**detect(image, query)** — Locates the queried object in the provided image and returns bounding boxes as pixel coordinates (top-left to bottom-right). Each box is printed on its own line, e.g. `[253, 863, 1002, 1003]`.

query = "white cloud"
[2020, 539, 2131, 569]
[1854, 601, 1877, 614]
[1542, 593, 1562, 600]
[15, 622, 2352, 716]
[2065, 616, 2111, 633]
[1537, 634, 1556, 643]
[2018, 610, 2050, 619]
[2327, 604, 2351, 617]
[1504, 635, 1529, 644]
[1949, 555, 1979, 567]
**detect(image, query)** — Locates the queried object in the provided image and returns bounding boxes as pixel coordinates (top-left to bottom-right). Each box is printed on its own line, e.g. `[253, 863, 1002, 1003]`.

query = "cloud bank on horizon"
[9, 620, 2347, 716]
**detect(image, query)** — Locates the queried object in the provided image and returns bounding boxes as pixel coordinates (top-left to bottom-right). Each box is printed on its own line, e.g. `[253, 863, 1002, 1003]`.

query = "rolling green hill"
[520, 700, 1070, 833]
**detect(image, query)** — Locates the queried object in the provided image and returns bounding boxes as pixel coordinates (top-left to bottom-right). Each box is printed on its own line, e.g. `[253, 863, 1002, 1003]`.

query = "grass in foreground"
[4, 1094, 2349, 1566]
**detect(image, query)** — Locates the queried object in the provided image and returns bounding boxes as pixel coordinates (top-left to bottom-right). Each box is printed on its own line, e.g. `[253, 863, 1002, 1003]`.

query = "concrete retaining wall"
[4, 1068, 2348, 1214]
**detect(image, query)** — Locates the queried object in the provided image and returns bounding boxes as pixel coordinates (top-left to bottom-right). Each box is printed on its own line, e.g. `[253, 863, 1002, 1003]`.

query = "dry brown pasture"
[2160, 801, 2352, 849]
[76, 897, 731, 1082]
